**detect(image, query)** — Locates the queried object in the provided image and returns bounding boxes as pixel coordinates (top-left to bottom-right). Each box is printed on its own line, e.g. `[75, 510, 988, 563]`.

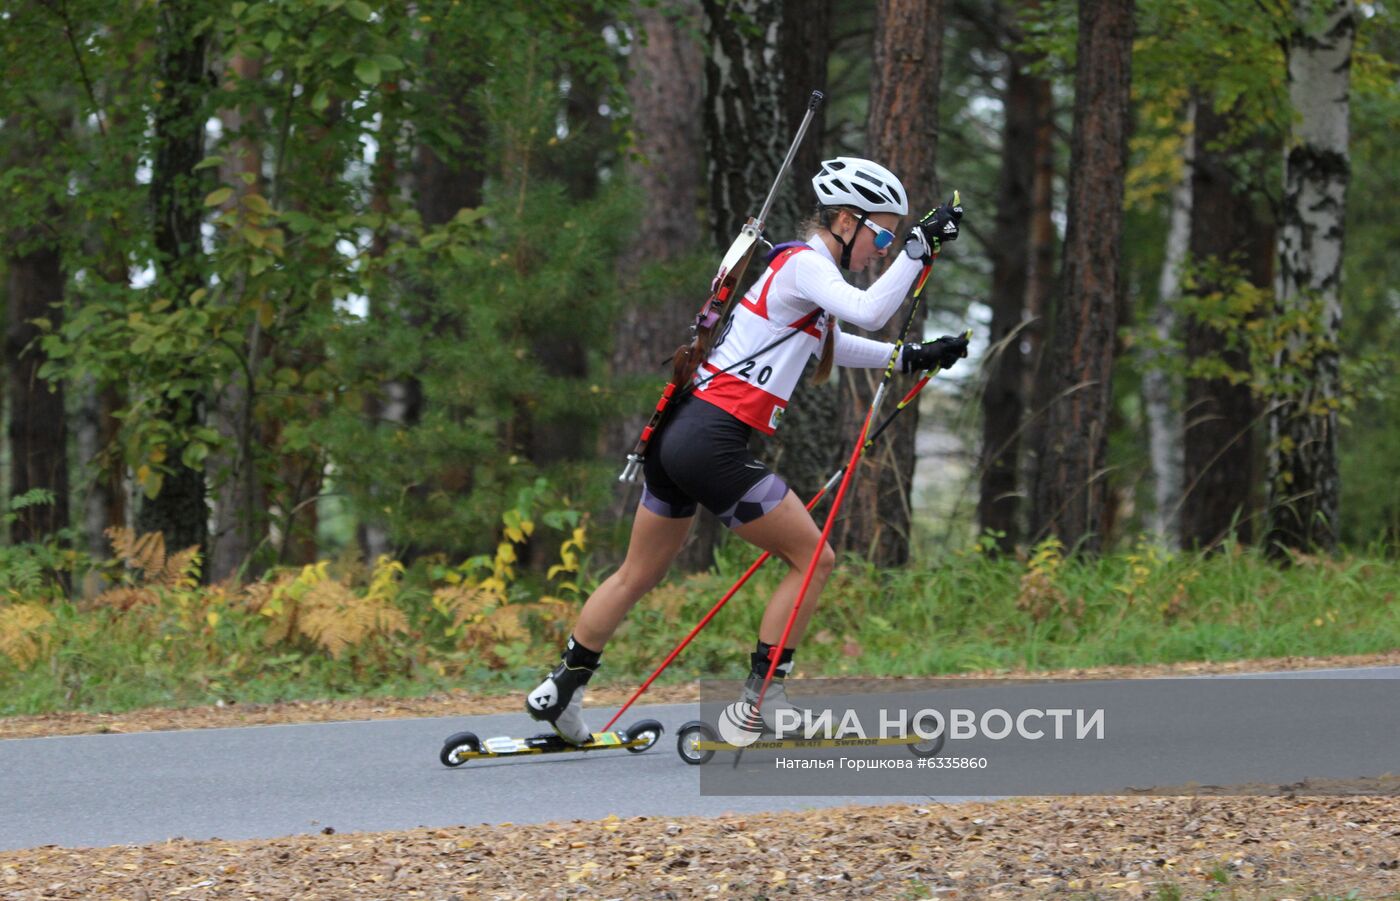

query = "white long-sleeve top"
[693, 236, 920, 434]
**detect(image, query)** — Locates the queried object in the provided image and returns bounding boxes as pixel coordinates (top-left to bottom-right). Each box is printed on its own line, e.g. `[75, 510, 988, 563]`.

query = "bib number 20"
[737, 360, 773, 385]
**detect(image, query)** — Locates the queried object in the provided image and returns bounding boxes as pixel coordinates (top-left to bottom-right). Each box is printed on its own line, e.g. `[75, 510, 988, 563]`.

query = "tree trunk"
[209, 51, 266, 583]
[6, 241, 70, 543]
[703, 1, 794, 248]
[1020, 72, 1058, 523]
[1267, 0, 1355, 555]
[606, 0, 705, 530]
[764, 0, 839, 511]
[1180, 97, 1268, 550]
[1142, 97, 1192, 548]
[1028, 0, 1133, 554]
[978, 50, 1049, 553]
[835, 0, 943, 566]
[694, 0, 792, 570]
[79, 299, 132, 559]
[138, 1, 212, 555]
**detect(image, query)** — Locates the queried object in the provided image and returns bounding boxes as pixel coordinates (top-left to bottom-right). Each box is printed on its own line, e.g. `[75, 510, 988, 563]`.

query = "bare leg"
[572, 505, 693, 650]
[732, 490, 835, 649]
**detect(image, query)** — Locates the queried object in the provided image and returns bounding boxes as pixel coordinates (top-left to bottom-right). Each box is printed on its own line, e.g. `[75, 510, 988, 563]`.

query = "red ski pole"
[599, 368, 945, 734]
[748, 246, 968, 729]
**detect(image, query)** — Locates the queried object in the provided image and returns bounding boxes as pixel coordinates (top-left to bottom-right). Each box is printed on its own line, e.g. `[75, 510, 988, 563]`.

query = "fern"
[90, 586, 159, 611]
[0, 603, 56, 670]
[98, 527, 202, 599]
[1016, 537, 1075, 624]
[251, 560, 408, 659]
[106, 527, 166, 577]
[431, 583, 504, 631]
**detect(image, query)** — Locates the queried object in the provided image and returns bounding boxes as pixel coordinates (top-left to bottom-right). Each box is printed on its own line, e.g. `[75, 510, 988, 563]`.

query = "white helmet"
[811, 157, 908, 216]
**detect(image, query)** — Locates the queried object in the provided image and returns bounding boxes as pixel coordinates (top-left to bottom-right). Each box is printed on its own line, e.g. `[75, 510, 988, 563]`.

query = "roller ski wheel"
[676, 720, 717, 766]
[437, 720, 664, 767]
[906, 729, 946, 758]
[624, 718, 664, 753]
[439, 731, 481, 768]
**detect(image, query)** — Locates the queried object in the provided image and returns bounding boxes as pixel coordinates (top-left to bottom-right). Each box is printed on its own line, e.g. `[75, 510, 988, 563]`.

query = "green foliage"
[0, 492, 591, 712]
[3, 534, 1397, 715]
[5, 0, 1399, 571]
[313, 175, 636, 556]
[1338, 10, 1400, 546]
[8, 0, 639, 569]
[0, 493, 90, 600]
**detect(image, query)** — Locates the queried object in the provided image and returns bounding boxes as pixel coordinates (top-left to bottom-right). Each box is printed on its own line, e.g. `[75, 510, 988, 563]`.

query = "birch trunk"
[1142, 99, 1191, 548]
[693, 0, 791, 570]
[1267, 0, 1355, 554]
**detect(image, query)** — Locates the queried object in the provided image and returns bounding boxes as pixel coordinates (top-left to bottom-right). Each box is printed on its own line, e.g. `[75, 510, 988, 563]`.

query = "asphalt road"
[2, 667, 1396, 851]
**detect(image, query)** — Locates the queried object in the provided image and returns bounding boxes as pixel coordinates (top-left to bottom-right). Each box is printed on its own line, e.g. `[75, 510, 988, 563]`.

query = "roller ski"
[438, 718, 663, 767]
[439, 636, 664, 767]
[674, 670, 945, 765]
[674, 712, 944, 765]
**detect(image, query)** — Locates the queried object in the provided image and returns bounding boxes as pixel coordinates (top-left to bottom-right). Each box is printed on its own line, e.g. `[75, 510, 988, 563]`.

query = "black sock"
[563, 635, 603, 671]
[750, 641, 795, 679]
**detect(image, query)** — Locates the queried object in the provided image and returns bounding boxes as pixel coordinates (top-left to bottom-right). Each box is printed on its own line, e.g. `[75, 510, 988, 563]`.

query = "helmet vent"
[854, 183, 885, 206]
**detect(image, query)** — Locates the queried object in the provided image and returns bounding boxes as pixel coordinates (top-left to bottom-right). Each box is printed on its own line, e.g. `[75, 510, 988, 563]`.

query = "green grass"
[599, 540, 1400, 685]
[2, 540, 1397, 717]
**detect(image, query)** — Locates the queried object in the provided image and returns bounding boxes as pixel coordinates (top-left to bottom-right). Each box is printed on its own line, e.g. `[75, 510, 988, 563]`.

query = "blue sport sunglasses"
[858, 215, 896, 251]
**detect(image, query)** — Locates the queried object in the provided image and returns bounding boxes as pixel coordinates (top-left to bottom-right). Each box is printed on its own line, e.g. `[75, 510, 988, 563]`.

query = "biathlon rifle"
[618, 89, 827, 483]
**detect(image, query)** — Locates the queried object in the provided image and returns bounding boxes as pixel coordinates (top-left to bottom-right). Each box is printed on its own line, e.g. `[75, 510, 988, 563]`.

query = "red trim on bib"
[694, 366, 786, 435]
[740, 246, 809, 320]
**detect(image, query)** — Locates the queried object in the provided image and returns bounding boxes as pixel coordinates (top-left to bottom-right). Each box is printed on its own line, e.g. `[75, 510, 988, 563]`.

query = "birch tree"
[1141, 98, 1191, 548]
[1267, 0, 1356, 554]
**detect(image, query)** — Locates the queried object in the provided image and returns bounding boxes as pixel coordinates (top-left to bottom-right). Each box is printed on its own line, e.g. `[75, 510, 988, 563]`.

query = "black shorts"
[641, 396, 789, 528]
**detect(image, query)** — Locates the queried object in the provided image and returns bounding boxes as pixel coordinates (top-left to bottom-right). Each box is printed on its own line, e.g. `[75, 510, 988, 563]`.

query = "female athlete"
[526, 157, 968, 743]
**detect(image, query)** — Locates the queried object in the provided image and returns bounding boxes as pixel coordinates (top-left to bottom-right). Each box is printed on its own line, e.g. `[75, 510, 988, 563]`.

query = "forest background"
[1, 0, 1398, 712]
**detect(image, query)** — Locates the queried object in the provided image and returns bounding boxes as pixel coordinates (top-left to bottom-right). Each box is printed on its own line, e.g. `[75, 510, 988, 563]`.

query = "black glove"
[904, 194, 963, 262]
[901, 334, 969, 373]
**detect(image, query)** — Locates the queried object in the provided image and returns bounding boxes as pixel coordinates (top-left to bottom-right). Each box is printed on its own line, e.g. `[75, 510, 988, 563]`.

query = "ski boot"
[741, 671, 805, 737]
[526, 639, 599, 745]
